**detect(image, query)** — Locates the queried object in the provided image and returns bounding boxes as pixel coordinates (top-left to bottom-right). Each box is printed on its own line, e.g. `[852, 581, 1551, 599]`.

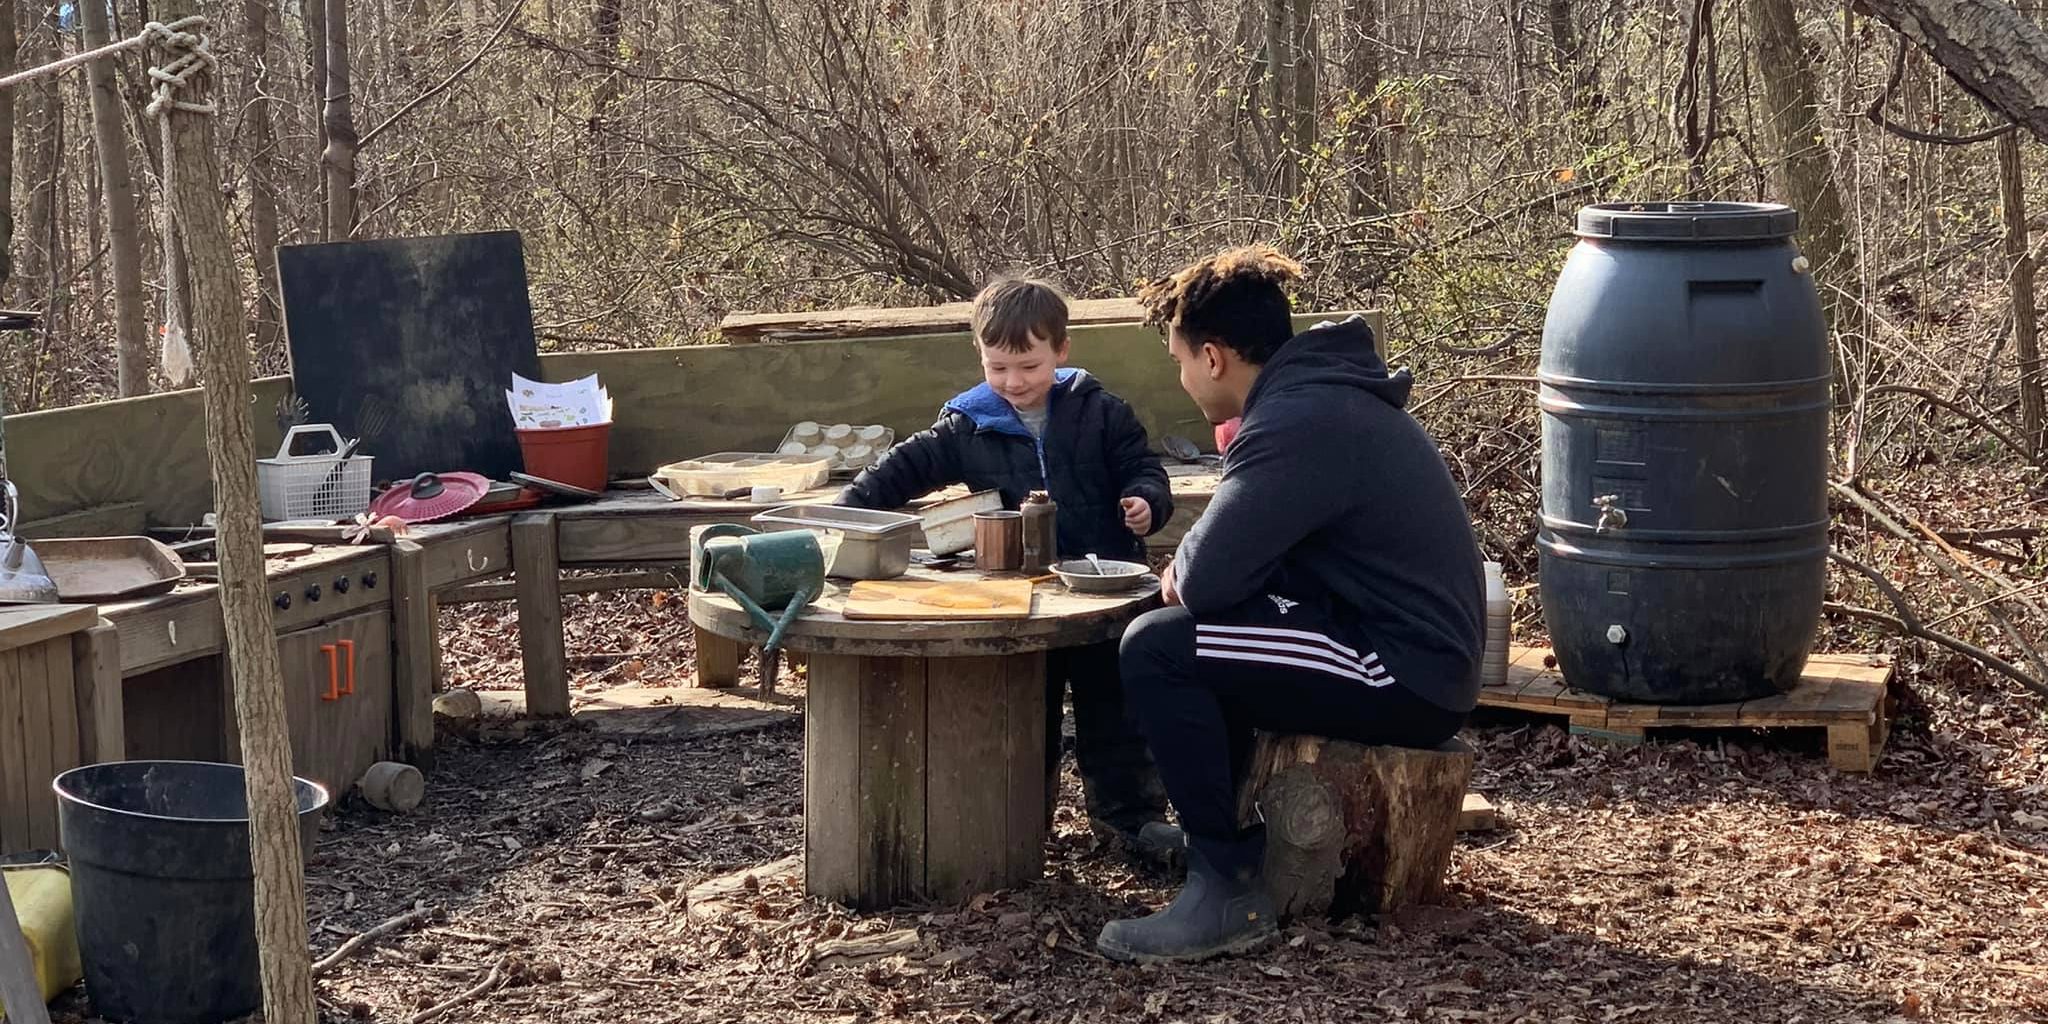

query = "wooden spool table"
[689, 567, 1160, 909]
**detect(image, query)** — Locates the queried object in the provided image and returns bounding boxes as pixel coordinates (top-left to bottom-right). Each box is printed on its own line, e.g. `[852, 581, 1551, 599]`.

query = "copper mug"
[973, 510, 1024, 571]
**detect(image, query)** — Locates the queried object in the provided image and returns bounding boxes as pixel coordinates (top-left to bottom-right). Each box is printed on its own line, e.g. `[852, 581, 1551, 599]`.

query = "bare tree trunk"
[81, 0, 154, 394]
[1347, 0, 1388, 219]
[590, 0, 623, 213]
[243, 0, 283, 350]
[2001, 131, 2046, 458]
[1503, 0, 1528, 125]
[1546, 0, 1594, 114]
[1860, 0, 2048, 144]
[0, 0, 14, 291]
[1266, 0, 1293, 193]
[306, 0, 329, 229]
[150, 4, 316, 1021]
[1674, 0, 1718, 194]
[322, 0, 358, 238]
[86, 130, 103, 314]
[18, 15, 58, 309]
[43, 78, 63, 394]
[1292, 0, 1316, 172]
[1748, 0, 1854, 283]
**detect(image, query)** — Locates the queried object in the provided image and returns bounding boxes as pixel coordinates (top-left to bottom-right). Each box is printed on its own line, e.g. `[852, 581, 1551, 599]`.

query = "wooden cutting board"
[842, 579, 1035, 620]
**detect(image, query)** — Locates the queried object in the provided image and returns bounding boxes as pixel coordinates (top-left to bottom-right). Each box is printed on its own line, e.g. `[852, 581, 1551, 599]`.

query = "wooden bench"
[1235, 734, 1474, 920]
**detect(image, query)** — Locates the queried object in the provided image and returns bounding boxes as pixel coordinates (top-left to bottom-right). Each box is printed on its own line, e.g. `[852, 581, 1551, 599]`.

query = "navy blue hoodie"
[841, 368, 1173, 563]
[1174, 317, 1484, 713]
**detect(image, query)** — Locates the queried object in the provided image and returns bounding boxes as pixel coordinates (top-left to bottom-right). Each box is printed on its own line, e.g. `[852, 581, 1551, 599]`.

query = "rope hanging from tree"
[0, 15, 214, 93]
[0, 15, 219, 385]
[142, 16, 217, 387]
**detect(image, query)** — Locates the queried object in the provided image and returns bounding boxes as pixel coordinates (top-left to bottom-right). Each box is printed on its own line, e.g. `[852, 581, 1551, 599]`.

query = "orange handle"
[338, 639, 356, 695]
[320, 644, 340, 700]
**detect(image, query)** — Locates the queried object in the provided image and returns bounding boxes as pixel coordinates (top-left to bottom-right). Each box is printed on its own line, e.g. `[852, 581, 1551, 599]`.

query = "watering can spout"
[691, 524, 827, 694]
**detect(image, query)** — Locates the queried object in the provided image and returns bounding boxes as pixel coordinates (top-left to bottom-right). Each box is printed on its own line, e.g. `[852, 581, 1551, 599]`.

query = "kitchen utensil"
[649, 452, 831, 499]
[368, 472, 490, 523]
[973, 511, 1024, 571]
[752, 504, 921, 580]
[1022, 491, 1057, 573]
[841, 578, 1035, 620]
[257, 424, 374, 522]
[510, 471, 602, 500]
[1482, 561, 1510, 688]
[691, 524, 825, 692]
[309, 435, 362, 508]
[774, 423, 896, 472]
[31, 537, 187, 601]
[1052, 558, 1153, 594]
[475, 481, 529, 507]
[0, 388, 58, 604]
[310, 395, 389, 512]
[274, 392, 310, 435]
[750, 486, 782, 504]
[919, 489, 1003, 556]
[0, 482, 58, 605]
[1160, 435, 1222, 466]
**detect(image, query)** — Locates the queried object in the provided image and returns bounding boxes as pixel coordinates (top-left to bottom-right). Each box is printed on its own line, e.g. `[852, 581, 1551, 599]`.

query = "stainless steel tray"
[751, 504, 922, 536]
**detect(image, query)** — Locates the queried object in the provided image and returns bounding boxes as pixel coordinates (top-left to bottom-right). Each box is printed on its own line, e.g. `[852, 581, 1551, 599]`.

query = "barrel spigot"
[1593, 494, 1628, 533]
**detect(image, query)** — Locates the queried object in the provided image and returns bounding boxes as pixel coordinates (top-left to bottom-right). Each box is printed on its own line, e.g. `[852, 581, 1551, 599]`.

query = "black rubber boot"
[1095, 831, 1277, 964]
[1091, 818, 1187, 869]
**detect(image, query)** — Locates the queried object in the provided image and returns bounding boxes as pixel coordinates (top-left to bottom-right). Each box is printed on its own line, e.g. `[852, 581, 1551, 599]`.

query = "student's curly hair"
[1137, 246, 1305, 365]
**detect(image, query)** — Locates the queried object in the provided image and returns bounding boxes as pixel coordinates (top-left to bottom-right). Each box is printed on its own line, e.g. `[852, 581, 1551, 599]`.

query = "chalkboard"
[277, 231, 542, 484]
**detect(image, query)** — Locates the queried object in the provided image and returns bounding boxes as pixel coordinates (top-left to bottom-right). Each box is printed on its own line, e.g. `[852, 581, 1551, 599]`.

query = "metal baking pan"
[752, 504, 921, 535]
[751, 504, 921, 580]
[32, 536, 188, 600]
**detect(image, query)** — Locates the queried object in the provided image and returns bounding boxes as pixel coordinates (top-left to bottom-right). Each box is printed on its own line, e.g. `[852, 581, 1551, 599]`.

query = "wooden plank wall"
[550, 310, 1385, 478]
[4, 311, 1383, 524]
[7, 376, 295, 530]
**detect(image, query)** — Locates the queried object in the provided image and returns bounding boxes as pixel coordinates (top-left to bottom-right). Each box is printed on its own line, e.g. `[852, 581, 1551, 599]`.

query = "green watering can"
[690, 524, 825, 691]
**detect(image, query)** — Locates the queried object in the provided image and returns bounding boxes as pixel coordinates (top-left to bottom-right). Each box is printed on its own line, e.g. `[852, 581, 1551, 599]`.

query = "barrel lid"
[1575, 201, 1800, 242]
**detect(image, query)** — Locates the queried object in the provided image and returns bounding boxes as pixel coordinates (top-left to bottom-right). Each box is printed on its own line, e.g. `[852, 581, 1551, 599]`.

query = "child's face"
[978, 332, 1068, 412]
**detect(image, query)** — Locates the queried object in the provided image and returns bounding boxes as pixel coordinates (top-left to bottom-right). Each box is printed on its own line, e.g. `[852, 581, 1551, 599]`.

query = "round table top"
[688, 565, 1163, 657]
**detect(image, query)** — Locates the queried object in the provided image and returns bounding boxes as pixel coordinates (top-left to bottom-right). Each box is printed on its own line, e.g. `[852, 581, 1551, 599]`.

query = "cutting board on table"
[842, 579, 1035, 620]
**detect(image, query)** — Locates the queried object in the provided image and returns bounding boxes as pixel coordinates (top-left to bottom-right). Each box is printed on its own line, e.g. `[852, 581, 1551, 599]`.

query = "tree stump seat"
[1235, 733, 1475, 921]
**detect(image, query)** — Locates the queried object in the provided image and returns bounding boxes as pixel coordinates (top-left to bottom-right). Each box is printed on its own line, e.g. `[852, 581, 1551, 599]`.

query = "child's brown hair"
[972, 277, 1070, 354]
[1138, 246, 1304, 365]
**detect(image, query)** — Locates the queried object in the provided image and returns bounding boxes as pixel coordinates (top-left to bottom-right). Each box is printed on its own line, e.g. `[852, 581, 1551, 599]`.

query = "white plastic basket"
[257, 424, 374, 522]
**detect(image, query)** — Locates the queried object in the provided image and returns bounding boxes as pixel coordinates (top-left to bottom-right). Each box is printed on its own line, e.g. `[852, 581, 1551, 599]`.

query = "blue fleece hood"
[943, 367, 1093, 436]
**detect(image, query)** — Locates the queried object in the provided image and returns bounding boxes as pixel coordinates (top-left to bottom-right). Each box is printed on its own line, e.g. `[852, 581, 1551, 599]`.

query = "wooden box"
[0, 605, 122, 855]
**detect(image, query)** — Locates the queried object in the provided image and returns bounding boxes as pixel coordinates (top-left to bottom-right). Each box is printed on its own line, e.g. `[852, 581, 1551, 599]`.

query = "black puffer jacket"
[839, 368, 1173, 563]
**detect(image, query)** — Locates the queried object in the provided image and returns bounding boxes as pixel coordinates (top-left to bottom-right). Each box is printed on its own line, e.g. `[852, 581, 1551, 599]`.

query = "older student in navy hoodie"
[840, 277, 1182, 863]
[1096, 247, 1485, 963]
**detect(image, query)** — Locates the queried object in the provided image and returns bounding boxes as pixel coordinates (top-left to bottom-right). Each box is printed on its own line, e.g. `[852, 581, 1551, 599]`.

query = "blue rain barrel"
[1537, 201, 1829, 703]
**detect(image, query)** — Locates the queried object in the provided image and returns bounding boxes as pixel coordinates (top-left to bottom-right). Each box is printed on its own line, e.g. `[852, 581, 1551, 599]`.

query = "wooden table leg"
[693, 624, 742, 688]
[511, 514, 570, 717]
[389, 540, 437, 768]
[70, 620, 123, 764]
[805, 650, 1046, 909]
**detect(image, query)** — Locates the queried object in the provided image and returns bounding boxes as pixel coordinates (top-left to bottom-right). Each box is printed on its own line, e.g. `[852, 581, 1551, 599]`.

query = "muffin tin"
[776, 421, 896, 473]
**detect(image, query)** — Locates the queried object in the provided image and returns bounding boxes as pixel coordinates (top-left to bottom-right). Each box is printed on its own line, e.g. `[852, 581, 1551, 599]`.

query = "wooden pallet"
[1479, 647, 1894, 772]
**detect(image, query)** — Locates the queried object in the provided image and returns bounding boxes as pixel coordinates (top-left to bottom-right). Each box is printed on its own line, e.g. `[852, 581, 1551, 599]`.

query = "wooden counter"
[0, 604, 118, 854]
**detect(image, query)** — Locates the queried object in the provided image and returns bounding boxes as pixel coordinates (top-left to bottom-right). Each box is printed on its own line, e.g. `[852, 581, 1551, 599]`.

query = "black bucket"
[53, 760, 329, 1024]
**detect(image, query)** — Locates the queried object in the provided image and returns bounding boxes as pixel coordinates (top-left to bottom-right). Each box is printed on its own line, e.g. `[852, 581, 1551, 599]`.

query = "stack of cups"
[1481, 561, 1511, 688]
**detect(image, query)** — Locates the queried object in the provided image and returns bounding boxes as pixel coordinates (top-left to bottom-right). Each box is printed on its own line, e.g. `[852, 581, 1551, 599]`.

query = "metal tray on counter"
[751, 504, 921, 580]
